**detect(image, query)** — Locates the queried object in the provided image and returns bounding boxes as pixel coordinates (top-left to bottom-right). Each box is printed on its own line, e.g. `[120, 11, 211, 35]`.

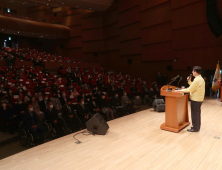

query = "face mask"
[29, 108, 33, 111]
[49, 105, 53, 109]
[2, 104, 6, 107]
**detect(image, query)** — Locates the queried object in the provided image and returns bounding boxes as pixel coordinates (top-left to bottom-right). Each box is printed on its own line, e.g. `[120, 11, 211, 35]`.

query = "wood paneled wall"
[4, 0, 222, 82]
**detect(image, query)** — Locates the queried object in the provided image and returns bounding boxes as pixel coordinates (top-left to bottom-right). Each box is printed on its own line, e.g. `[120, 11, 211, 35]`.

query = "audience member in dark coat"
[76, 99, 91, 124]
[121, 91, 135, 114]
[59, 92, 69, 106]
[39, 95, 49, 112]
[0, 101, 15, 134]
[110, 93, 124, 117]
[89, 96, 102, 116]
[98, 94, 114, 121]
[13, 98, 26, 121]
[22, 104, 44, 144]
[62, 100, 81, 132]
[45, 102, 64, 137]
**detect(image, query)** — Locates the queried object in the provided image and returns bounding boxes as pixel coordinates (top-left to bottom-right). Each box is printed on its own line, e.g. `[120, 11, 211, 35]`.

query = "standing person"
[176, 66, 205, 132]
[217, 78, 222, 101]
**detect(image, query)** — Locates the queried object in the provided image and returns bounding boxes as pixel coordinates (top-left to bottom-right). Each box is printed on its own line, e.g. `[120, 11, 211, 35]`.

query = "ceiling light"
[18, 31, 20, 33]
[47, 4, 48, 5]
[89, 8, 91, 9]
[2, 29, 4, 31]
[76, 6, 78, 8]
[62, 3, 64, 5]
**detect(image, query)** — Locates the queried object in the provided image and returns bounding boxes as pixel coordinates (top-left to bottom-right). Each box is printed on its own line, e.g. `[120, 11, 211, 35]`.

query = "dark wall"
[2, 0, 222, 84]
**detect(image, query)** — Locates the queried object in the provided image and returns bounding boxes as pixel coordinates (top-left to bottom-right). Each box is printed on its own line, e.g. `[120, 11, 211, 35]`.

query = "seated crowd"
[0, 46, 162, 146]
[0, 45, 85, 66]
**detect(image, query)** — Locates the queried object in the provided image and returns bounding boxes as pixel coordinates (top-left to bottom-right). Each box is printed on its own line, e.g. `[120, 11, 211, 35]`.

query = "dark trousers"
[28, 127, 44, 143]
[191, 100, 203, 130]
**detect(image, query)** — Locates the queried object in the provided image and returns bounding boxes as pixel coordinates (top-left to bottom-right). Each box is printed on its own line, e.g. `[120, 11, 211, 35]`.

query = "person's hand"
[175, 90, 181, 92]
[187, 76, 191, 82]
[54, 120, 57, 124]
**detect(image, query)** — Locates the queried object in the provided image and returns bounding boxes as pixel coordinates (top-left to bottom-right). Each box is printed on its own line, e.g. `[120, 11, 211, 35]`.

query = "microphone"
[166, 75, 180, 92]
[176, 77, 183, 90]
[187, 74, 193, 81]
[171, 75, 180, 81]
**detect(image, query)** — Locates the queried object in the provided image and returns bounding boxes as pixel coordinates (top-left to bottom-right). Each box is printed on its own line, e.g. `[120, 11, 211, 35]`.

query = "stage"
[1, 97, 222, 170]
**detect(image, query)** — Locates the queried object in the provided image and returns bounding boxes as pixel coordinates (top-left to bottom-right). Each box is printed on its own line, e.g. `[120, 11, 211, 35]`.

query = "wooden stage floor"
[1, 97, 222, 170]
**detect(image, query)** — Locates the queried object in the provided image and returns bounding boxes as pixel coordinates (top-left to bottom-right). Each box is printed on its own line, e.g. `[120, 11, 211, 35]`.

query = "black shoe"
[187, 128, 199, 132]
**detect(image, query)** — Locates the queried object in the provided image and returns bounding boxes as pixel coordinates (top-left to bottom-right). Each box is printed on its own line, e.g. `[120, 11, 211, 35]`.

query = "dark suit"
[59, 97, 68, 106]
[110, 97, 124, 117]
[39, 100, 49, 112]
[45, 108, 64, 136]
[77, 104, 91, 124]
[0, 106, 14, 133]
[98, 98, 115, 120]
[89, 101, 102, 115]
[23, 110, 44, 143]
[62, 104, 81, 131]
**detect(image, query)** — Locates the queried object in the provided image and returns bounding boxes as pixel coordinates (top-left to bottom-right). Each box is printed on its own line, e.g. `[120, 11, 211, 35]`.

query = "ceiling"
[2, 0, 115, 12]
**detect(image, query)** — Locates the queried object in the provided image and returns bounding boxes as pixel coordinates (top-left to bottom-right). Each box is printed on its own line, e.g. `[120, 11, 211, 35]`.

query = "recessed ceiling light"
[18, 31, 20, 33]
[32, 33, 34, 34]
[76, 6, 78, 8]
[62, 3, 64, 4]
[2, 29, 4, 31]
[47, 4, 48, 5]
[89, 8, 91, 9]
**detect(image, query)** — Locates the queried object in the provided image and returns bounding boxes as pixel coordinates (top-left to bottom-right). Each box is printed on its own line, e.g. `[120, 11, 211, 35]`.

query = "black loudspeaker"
[128, 59, 132, 64]
[153, 99, 165, 112]
[207, 0, 222, 37]
[85, 113, 109, 135]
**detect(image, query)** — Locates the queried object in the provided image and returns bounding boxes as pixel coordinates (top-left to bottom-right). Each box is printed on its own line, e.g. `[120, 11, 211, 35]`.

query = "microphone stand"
[166, 79, 176, 92]
[175, 77, 183, 90]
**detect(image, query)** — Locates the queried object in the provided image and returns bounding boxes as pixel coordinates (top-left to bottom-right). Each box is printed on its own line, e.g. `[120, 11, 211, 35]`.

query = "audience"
[0, 45, 164, 148]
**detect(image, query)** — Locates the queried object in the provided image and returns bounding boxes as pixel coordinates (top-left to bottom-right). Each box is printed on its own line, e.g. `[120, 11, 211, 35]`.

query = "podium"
[160, 85, 190, 133]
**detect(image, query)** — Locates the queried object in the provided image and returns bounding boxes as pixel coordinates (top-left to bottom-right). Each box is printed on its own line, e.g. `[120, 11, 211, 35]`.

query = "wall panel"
[141, 22, 171, 45]
[119, 22, 141, 41]
[141, 2, 171, 28]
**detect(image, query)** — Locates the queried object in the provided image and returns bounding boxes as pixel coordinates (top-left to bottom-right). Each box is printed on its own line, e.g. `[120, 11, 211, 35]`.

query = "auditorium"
[0, 0, 222, 169]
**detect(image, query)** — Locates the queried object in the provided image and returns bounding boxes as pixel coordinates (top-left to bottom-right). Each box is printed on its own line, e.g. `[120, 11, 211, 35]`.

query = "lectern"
[160, 85, 190, 133]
